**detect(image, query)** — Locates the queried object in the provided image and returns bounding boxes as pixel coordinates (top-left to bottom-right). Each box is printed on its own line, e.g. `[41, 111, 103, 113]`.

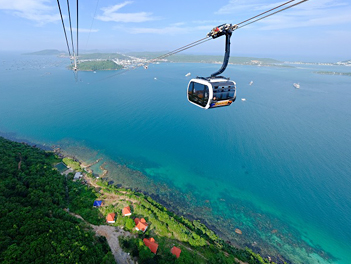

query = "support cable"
[238, 0, 309, 29]
[90, 0, 310, 82]
[146, 0, 309, 64]
[148, 37, 210, 63]
[66, 0, 76, 59]
[56, 0, 72, 58]
[236, 0, 296, 26]
[95, 38, 212, 83]
[76, 0, 79, 57]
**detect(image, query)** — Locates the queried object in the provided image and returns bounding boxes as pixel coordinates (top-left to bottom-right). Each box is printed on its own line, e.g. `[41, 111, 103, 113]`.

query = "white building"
[73, 172, 82, 181]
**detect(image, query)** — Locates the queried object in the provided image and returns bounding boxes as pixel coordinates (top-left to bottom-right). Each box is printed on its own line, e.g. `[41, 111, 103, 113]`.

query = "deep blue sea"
[1, 53, 350, 263]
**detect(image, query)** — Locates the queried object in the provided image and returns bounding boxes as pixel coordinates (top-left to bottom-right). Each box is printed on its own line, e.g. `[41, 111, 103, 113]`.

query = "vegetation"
[0, 136, 272, 263]
[63, 157, 81, 171]
[0, 137, 114, 263]
[67, 180, 104, 225]
[76, 60, 123, 71]
[93, 179, 273, 264]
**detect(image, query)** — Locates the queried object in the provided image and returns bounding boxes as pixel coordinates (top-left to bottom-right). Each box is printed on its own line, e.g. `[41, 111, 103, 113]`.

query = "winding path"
[69, 212, 135, 264]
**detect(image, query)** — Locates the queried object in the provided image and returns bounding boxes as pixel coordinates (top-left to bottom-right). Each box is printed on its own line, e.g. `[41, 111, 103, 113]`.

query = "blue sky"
[0, 0, 350, 61]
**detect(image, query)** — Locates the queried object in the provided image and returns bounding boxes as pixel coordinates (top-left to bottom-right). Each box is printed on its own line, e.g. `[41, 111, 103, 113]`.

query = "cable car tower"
[187, 24, 238, 109]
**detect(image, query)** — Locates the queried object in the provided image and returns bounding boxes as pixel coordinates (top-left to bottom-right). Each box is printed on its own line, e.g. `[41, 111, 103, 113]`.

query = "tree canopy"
[0, 137, 114, 264]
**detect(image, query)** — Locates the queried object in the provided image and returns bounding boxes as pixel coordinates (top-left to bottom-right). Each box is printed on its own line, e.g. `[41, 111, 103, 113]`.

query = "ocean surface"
[1, 53, 350, 263]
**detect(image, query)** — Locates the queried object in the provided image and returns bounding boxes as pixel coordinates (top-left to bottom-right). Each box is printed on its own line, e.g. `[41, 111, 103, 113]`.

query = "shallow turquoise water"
[1, 53, 351, 263]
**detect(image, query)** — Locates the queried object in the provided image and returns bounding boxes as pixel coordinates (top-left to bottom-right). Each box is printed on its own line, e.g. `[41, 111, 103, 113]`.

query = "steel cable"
[56, 0, 72, 57]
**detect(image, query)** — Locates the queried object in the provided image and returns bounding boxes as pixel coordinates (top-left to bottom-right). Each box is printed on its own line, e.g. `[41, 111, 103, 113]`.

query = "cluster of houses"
[93, 201, 182, 259]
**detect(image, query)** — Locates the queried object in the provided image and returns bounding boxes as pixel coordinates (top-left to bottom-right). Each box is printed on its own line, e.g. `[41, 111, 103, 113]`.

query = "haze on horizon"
[0, 0, 350, 62]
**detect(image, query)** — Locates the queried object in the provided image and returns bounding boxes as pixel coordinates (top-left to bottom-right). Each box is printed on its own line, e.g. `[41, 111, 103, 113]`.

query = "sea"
[1, 52, 350, 264]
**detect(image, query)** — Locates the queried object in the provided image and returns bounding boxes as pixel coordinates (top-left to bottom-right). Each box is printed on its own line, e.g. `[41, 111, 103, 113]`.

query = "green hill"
[0, 137, 114, 263]
[77, 60, 123, 71]
[0, 136, 272, 263]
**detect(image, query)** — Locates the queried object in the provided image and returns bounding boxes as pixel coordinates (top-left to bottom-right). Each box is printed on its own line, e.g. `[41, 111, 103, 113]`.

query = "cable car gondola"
[187, 77, 236, 109]
[187, 24, 237, 109]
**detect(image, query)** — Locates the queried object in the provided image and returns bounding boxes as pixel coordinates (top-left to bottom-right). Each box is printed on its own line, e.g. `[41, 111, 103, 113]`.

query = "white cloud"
[129, 26, 185, 35]
[193, 20, 227, 25]
[66, 27, 99, 33]
[124, 24, 213, 35]
[0, 0, 60, 23]
[96, 1, 157, 23]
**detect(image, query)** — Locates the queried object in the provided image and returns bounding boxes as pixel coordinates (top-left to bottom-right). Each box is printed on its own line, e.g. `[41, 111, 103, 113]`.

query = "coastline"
[55, 145, 289, 263]
[54, 141, 338, 264]
[51, 144, 276, 263]
[0, 129, 337, 264]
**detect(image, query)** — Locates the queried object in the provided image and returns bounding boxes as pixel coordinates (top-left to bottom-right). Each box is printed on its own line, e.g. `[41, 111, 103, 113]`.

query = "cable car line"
[66, 0, 76, 58]
[56, 0, 79, 80]
[66, 0, 77, 71]
[151, 38, 212, 62]
[151, 0, 308, 63]
[148, 37, 210, 63]
[238, 0, 309, 29]
[76, 0, 79, 58]
[59, 0, 309, 108]
[56, 0, 72, 58]
[92, 37, 213, 83]
[236, 0, 296, 26]
[94, 0, 309, 86]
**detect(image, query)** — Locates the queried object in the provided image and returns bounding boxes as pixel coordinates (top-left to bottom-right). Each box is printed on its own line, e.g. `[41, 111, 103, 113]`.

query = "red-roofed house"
[171, 246, 181, 258]
[106, 213, 116, 223]
[134, 218, 148, 232]
[122, 206, 132, 216]
[143, 238, 158, 254]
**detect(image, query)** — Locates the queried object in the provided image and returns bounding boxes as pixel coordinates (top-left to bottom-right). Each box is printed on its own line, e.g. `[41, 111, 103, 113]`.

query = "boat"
[293, 83, 300, 89]
[185, 72, 191, 77]
[249, 81, 253, 85]
[241, 98, 246, 101]
[235, 228, 242, 235]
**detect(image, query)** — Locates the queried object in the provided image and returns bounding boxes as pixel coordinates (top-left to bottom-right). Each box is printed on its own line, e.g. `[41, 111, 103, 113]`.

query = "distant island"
[314, 71, 351, 76]
[25, 50, 351, 71]
[23, 49, 64, 56]
[284, 59, 351, 67]
[127, 51, 281, 64]
[75, 52, 286, 71]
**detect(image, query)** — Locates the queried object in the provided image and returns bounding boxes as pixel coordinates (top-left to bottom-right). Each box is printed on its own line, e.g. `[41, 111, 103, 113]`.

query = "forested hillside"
[0, 137, 114, 263]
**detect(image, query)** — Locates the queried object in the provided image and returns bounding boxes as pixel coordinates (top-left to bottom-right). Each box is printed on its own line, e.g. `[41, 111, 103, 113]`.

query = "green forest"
[77, 60, 123, 71]
[0, 136, 272, 264]
[0, 137, 114, 264]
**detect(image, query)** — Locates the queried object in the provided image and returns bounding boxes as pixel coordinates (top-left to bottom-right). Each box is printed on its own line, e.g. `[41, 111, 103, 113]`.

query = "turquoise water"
[1, 53, 351, 263]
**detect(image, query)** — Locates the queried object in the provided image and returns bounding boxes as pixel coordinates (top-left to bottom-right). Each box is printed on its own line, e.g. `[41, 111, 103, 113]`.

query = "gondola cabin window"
[188, 82, 209, 107]
[213, 85, 235, 101]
